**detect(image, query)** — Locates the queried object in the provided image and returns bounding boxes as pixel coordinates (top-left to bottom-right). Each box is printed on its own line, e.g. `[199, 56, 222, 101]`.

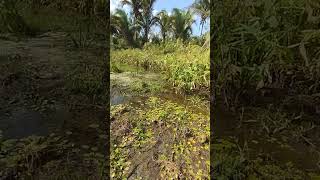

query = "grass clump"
[0, 132, 108, 179]
[66, 57, 106, 104]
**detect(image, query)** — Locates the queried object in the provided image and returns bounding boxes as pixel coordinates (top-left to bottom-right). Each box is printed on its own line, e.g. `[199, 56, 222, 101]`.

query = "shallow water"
[0, 103, 70, 139]
[110, 72, 161, 106]
[110, 87, 129, 106]
[0, 33, 105, 142]
[213, 103, 320, 173]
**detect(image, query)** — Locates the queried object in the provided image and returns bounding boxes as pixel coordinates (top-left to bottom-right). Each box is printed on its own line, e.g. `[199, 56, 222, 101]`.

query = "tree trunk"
[200, 22, 204, 36]
[144, 26, 149, 44]
[162, 32, 166, 42]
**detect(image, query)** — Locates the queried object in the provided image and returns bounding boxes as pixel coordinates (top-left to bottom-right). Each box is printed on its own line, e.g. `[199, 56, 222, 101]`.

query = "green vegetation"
[0, 132, 107, 179]
[212, 0, 320, 178]
[0, 0, 33, 35]
[111, 97, 209, 179]
[0, 0, 108, 179]
[66, 56, 107, 104]
[212, 139, 307, 179]
[0, 0, 107, 35]
[111, 41, 210, 93]
[111, 0, 210, 48]
[110, 0, 210, 178]
[212, 0, 320, 107]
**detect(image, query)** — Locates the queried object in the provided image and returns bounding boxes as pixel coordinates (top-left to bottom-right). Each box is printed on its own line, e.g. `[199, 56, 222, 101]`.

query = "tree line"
[111, 0, 210, 48]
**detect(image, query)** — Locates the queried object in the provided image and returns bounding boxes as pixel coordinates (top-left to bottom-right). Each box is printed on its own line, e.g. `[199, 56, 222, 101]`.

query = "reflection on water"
[110, 89, 127, 106]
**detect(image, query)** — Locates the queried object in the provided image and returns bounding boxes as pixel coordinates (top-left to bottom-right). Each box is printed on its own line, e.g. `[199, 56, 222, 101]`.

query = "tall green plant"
[190, 0, 210, 35]
[120, 0, 157, 44]
[156, 10, 172, 42]
[212, 0, 320, 108]
[171, 8, 195, 42]
[138, 0, 157, 43]
[111, 9, 140, 47]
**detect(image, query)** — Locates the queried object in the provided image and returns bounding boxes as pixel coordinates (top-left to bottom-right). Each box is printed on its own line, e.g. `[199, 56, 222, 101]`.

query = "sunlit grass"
[111, 40, 210, 93]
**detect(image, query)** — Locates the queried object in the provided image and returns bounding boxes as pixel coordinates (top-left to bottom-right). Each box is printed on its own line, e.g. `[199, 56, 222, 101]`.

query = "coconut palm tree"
[190, 0, 210, 35]
[156, 10, 172, 42]
[120, 0, 157, 44]
[119, 0, 142, 22]
[137, 0, 157, 43]
[171, 8, 195, 42]
[111, 9, 139, 47]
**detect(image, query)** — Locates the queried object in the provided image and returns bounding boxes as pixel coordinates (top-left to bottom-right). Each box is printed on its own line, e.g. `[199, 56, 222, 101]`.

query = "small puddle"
[110, 87, 129, 106]
[110, 72, 159, 106]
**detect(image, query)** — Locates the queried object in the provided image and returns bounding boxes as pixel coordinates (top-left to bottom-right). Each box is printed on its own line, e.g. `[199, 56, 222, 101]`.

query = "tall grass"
[111, 40, 210, 93]
[212, 0, 320, 108]
[1, 0, 108, 35]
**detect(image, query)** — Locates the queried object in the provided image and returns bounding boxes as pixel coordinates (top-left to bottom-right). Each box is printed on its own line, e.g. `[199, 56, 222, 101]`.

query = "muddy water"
[0, 102, 105, 141]
[0, 33, 106, 144]
[110, 72, 157, 106]
[0, 108, 53, 138]
[213, 104, 320, 173]
[110, 72, 209, 116]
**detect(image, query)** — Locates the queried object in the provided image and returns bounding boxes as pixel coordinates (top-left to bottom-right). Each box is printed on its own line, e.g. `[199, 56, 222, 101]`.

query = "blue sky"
[110, 0, 209, 36]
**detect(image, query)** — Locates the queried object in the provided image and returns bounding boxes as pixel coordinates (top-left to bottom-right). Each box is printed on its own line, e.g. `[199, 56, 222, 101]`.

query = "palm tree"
[156, 10, 172, 42]
[138, 0, 158, 43]
[111, 9, 139, 47]
[190, 0, 210, 35]
[171, 8, 195, 41]
[120, 0, 157, 44]
[119, 0, 142, 22]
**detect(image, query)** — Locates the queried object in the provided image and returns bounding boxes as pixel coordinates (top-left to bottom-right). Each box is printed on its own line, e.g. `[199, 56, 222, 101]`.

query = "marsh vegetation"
[110, 0, 210, 179]
[212, 0, 320, 179]
[0, 0, 108, 179]
[1, 0, 319, 179]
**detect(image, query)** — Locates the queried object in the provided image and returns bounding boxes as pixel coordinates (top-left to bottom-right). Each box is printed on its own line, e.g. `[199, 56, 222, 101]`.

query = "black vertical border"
[210, 0, 215, 179]
[104, 0, 111, 179]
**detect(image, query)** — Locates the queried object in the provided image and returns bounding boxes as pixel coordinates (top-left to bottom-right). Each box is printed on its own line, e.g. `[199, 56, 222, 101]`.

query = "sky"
[110, 0, 209, 37]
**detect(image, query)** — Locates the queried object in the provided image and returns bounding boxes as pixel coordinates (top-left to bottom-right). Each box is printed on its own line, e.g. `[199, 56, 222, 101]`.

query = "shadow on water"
[0, 105, 67, 139]
[0, 102, 106, 150]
